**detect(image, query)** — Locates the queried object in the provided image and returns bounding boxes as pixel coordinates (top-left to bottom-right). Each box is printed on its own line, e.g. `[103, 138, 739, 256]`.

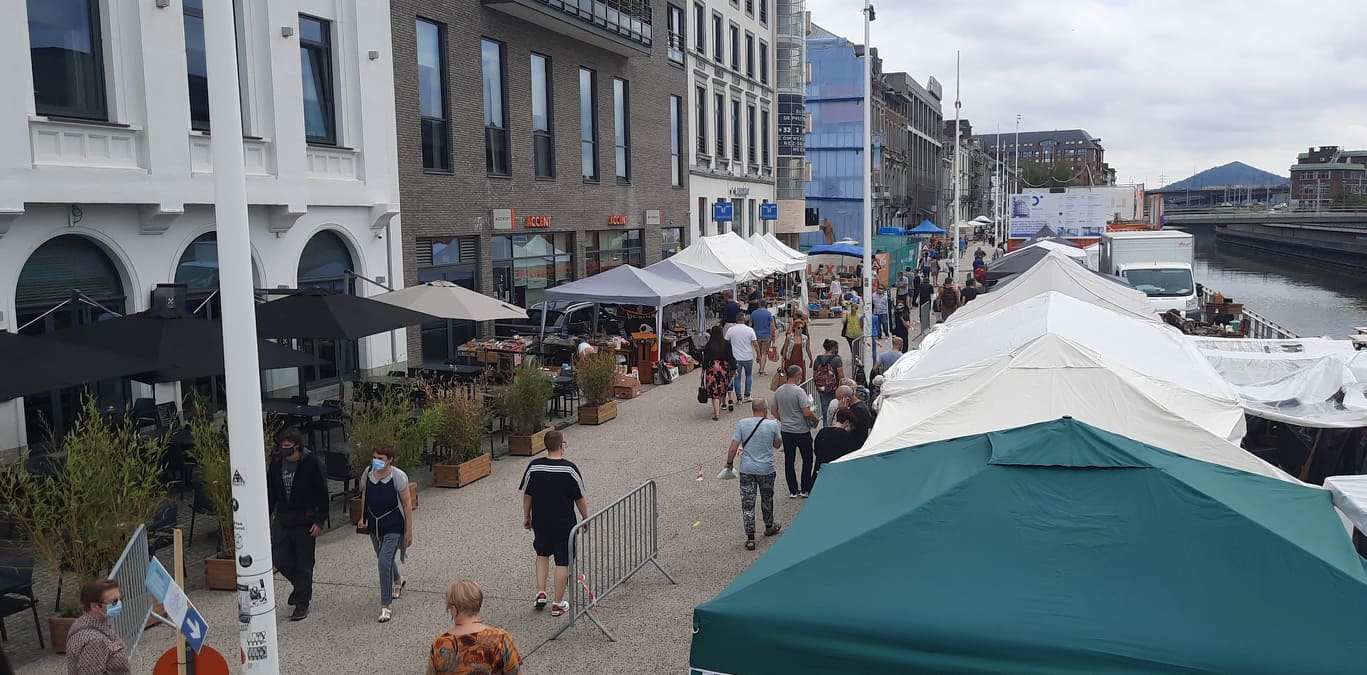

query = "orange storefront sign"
[525, 215, 552, 228]
[608, 214, 629, 226]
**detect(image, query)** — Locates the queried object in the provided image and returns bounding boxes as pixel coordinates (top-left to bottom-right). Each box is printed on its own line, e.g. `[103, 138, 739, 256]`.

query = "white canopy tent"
[1325, 475, 1367, 533]
[539, 264, 708, 345]
[890, 291, 1238, 401]
[1009, 239, 1088, 260]
[841, 334, 1287, 481]
[667, 232, 785, 284]
[749, 233, 810, 310]
[952, 249, 1157, 324]
[1188, 337, 1367, 428]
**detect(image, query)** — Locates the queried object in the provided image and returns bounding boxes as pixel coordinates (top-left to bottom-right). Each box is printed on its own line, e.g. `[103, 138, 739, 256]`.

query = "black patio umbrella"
[40, 305, 321, 384]
[0, 331, 160, 400]
[254, 288, 438, 340]
[984, 246, 1052, 282]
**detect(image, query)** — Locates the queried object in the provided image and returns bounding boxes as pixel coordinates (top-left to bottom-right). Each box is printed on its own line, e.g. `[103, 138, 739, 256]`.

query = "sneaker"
[534, 592, 548, 611]
[727, 402, 734, 412]
[289, 604, 309, 622]
[788, 492, 800, 499]
[550, 601, 569, 617]
[378, 607, 392, 623]
[799, 492, 810, 498]
[764, 523, 782, 537]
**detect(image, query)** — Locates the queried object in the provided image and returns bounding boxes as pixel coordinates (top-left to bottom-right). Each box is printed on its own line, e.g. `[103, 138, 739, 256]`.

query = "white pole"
[951, 52, 961, 276]
[861, 0, 874, 369]
[202, 1, 280, 671]
[995, 123, 1002, 245]
[1012, 113, 1021, 245]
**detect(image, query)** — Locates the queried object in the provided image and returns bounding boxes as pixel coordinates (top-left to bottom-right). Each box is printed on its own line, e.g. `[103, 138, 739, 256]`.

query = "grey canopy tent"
[538, 264, 708, 347]
[646, 259, 735, 332]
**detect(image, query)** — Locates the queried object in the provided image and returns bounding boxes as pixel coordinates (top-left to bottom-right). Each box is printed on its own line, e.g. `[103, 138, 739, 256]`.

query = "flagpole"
[951, 52, 961, 274]
[861, 0, 875, 369]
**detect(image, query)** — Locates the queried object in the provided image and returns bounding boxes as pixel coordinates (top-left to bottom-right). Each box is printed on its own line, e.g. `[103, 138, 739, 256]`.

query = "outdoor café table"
[358, 375, 412, 387]
[262, 400, 343, 451]
[426, 363, 486, 379]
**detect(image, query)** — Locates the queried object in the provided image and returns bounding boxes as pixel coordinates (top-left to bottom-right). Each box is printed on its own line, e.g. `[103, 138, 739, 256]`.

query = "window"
[531, 53, 554, 177]
[747, 103, 756, 166]
[417, 19, 451, 172]
[183, 0, 209, 130]
[695, 86, 707, 155]
[759, 0, 767, 25]
[417, 237, 479, 367]
[28, 0, 107, 120]
[745, 0, 753, 15]
[670, 95, 683, 187]
[662, 227, 684, 258]
[731, 99, 741, 161]
[586, 230, 643, 276]
[712, 14, 723, 62]
[580, 67, 599, 181]
[299, 15, 336, 144]
[761, 109, 770, 166]
[729, 25, 739, 70]
[745, 33, 754, 77]
[693, 3, 705, 52]
[759, 41, 768, 84]
[493, 233, 575, 308]
[666, 4, 684, 63]
[613, 78, 630, 182]
[482, 39, 509, 175]
[714, 93, 725, 158]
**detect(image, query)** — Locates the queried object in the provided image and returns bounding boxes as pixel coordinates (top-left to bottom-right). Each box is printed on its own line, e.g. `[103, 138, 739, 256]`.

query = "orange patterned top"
[429, 627, 522, 675]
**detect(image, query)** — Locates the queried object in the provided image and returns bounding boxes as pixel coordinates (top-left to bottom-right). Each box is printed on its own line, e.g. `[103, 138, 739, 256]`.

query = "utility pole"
[951, 52, 962, 266]
[861, 0, 875, 369]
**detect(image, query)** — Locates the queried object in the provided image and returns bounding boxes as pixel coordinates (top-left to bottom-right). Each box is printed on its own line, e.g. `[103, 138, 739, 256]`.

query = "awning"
[667, 232, 784, 283]
[542, 264, 704, 307]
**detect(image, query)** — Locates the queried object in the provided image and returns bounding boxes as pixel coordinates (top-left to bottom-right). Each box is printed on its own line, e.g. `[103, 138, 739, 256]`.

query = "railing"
[107, 525, 155, 659]
[1198, 287, 1297, 340]
[550, 480, 676, 641]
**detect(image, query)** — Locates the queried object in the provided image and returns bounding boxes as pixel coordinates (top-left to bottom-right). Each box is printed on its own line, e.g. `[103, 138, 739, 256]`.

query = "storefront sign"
[645, 209, 663, 226]
[778, 94, 806, 158]
[729, 186, 750, 197]
[492, 209, 514, 231]
[525, 215, 552, 228]
[760, 202, 778, 221]
[608, 214, 629, 226]
[712, 201, 734, 223]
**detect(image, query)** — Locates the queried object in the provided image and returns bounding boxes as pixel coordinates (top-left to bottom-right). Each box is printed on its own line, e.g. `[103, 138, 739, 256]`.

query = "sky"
[804, 0, 1367, 187]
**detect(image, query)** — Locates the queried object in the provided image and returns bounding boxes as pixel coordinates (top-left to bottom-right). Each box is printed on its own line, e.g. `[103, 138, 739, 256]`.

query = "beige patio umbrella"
[373, 280, 526, 321]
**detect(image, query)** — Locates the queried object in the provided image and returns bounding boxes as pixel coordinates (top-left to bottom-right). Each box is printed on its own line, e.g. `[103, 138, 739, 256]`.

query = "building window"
[731, 99, 740, 161]
[747, 103, 756, 167]
[531, 53, 554, 178]
[586, 230, 644, 276]
[670, 95, 683, 187]
[695, 86, 708, 155]
[418, 237, 479, 367]
[613, 78, 631, 182]
[492, 233, 575, 308]
[28, 0, 107, 121]
[662, 227, 684, 258]
[183, 0, 210, 130]
[482, 38, 509, 176]
[745, 33, 754, 78]
[761, 109, 770, 166]
[580, 67, 599, 181]
[417, 19, 450, 172]
[714, 93, 726, 158]
[759, 0, 767, 25]
[297, 231, 359, 385]
[697, 197, 707, 237]
[759, 41, 768, 85]
[729, 25, 739, 70]
[299, 15, 336, 145]
[693, 3, 705, 52]
[712, 13, 723, 62]
[666, 4, 684, 63]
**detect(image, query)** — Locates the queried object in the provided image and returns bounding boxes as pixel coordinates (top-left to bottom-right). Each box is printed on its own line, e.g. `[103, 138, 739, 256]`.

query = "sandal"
[393, 579, 405, 599]
[745, 539, 756, 551]
[378, 607, 392, 623]
[712, 414, 719, 421]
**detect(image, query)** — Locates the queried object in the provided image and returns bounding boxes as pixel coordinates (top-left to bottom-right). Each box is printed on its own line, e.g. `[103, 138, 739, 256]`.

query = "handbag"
[769, 369, 785, 392]
[697, 385, 708, 404]
[767, 343, 780, 362]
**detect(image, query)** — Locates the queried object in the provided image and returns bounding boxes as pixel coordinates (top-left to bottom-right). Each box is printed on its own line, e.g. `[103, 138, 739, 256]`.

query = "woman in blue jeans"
[359, 444, 414, 623]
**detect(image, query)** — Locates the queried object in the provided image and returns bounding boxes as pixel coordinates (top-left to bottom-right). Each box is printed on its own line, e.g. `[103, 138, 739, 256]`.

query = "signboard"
[712, 201, 734, 223]
[525, 215, 552, 228]
[1008, 192, 1108, 239]
[777, 94, 805, 157]
[760, 202, 778, 221]
[146, 558, 208, 653]
[644, 209, 663, 226]
[608, 214, 629, 226]
[492, 209, 514, 230]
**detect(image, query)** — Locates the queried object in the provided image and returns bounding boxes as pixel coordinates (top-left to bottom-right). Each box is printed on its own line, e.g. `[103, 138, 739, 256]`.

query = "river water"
[1175, 227, 1367, 338]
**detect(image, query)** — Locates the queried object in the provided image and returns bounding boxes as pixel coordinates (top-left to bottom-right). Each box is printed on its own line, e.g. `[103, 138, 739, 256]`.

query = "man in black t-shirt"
[520, 431, 588, 618]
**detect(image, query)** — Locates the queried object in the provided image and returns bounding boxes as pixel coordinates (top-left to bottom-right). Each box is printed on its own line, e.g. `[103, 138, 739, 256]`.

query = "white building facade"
[684, 0, 777, 239]
[0, 0, 403, 450]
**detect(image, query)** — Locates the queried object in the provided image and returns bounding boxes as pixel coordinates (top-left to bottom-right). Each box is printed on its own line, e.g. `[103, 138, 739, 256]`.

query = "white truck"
[1098, 230, 1199, 317]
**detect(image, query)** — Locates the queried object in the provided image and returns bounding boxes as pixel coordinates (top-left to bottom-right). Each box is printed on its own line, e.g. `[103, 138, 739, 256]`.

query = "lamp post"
[951, 52, 961, 269]
[861, 0, 875, 369]
[1011, 113, 1020, 244]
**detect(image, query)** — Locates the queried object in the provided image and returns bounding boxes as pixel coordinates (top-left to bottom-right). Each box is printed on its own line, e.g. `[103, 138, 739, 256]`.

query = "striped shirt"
[519, 458, 585, 530]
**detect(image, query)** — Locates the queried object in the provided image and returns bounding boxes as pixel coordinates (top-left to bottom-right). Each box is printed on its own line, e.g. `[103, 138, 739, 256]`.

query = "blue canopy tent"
[909, 219, 945, 235]
[806, 241, 864, 258]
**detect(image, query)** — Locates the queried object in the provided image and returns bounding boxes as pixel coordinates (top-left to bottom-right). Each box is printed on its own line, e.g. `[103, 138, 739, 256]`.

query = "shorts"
[532, 527, 574, 566]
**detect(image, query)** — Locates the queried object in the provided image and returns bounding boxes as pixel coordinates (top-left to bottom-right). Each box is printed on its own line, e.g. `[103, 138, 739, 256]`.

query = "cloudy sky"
[804, 0, 1367, 187]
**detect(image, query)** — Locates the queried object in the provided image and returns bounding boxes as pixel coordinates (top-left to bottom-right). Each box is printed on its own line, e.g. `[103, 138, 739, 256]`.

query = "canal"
[1176, 227, 1367, 339]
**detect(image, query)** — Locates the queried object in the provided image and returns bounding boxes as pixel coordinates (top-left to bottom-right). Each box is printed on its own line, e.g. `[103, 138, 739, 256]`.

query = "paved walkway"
[15, 321, 852, 674]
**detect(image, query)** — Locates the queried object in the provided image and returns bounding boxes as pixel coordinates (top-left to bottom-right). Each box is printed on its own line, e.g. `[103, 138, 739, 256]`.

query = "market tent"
[1012, 239, 1088, 259]
[691, 419, 1367, 675]
[645, 259, 734, 295]
[761, 233, 803, 260]
[806, 240, 863, 258]
[1188, 337, 1367, 428]
[984, 245, 1054, 281]
[909, 219, 944, 235]
[972, 215, 993, 224]
[951, 249, 1157, 324]
[542, 264, 701, 307]
[747, 233, 804, 273]
[849, 334, 1273, 477]
[899, 291, 1238, 400]
[668, 232, 783, 283]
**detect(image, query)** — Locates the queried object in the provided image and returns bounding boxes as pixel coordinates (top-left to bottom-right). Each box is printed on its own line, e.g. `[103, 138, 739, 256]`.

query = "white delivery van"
[1098, 231, 1199, 317]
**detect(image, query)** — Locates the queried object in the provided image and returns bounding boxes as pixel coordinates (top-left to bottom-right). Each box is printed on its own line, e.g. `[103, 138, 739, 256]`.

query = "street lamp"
[861, 0, 875, 369]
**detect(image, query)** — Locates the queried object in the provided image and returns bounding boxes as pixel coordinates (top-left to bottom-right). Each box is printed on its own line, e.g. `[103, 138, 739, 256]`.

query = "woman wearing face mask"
[358, 444, 414, 623]
[428, 580, 521, 675]
[66, 580, 131, 674]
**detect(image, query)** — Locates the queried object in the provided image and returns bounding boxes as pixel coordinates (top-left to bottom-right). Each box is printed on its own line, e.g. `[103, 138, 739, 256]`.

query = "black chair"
[307, 399, 348, 454]
[130, 397, 157, 428]
[0, 556, 44, 649]
[324, 451, 359, 507]
[185, 478, 218, 548]
[147, 501, 179, 555]
[154, 401, 178, 431]
[289, 395, 310, 406]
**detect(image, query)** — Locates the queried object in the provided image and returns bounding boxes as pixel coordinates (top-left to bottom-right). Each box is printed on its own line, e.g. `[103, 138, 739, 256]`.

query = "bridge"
[1164, 207, 1367, 228]
[1164, 208, 1367, 272]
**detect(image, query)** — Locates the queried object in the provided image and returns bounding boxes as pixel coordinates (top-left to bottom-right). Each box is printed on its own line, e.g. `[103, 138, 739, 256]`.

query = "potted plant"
[185, 396, 236, 590]
[501, 360, 554, 456]
[0, 396, 166, 652]
[576, 351, 619, 425]
[426, 384, 492, 488]
[349, 385, 425, 514]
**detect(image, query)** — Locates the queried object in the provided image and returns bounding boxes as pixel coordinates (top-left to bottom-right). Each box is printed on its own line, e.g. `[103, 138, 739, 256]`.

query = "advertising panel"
[1008, 192, 1108, 239]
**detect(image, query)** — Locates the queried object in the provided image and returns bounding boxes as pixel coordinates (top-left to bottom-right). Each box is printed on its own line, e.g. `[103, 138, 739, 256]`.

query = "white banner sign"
[1009, 192, 1108, 239]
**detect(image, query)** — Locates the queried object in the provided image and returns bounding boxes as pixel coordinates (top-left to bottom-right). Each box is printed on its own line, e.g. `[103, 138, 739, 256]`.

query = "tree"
[1020, 161, 1076, 189]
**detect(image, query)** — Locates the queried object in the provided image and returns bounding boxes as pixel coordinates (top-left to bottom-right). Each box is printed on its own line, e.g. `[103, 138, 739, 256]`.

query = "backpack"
[940, 286, 960, 311]
[814, 357, 839, 393]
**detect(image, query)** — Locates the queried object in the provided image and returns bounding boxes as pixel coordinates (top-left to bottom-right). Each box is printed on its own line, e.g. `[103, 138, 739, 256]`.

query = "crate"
[613, 379, 642, 399]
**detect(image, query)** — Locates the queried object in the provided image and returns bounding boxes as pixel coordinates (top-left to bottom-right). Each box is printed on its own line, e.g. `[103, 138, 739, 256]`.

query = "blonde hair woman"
[428, 580, 522, 675]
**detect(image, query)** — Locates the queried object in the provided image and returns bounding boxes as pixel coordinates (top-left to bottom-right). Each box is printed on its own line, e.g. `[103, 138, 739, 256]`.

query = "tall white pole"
[1012, 113, 1021, 246]
[951, 52, 961, 273]
[995, 123, 1002, 244]
[203, 3, 280, 672]
[861, 0, 874, 368]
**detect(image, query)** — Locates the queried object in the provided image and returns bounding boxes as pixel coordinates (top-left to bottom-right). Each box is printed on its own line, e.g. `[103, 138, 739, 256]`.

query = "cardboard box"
[817, 308, 831, 319]
[613, 380, 642, 399]
[678, 362, 695, 374]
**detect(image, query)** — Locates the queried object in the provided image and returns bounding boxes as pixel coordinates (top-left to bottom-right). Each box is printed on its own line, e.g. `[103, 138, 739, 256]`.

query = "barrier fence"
[551, 480, 676, 641]
[107, 524, 156, 659]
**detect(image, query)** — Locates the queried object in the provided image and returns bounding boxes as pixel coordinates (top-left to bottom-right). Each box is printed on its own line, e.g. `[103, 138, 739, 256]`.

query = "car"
[494, 301, 623, 339]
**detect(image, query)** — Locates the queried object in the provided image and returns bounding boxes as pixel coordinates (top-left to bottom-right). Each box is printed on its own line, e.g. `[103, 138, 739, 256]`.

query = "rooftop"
[1290, 163, 1367, 172]
[973, 129, 1103, 151]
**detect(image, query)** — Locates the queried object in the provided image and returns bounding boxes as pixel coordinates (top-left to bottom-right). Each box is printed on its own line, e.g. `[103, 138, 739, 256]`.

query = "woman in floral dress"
[701, 324, 736, 421]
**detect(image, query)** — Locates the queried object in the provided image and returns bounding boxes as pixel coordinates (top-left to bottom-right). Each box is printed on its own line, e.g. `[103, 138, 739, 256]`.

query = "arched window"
[297, 231, 354, 294]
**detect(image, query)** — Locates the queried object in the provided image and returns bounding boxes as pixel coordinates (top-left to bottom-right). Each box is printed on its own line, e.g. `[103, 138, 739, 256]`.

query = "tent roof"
[952, 250, 1157, 324]
[910, 219, 944, 234]
[985, 245, 1054, 279]
[541, 264, 703, 306]
[692, 419, 1367, 675]
[850, 334, 1279, 480]
[667, 232, 783, 283]
[747, 233, 805, 273]
[762, 233, 803, 261]
[644, 258, 734, 295]
[1014, 239, 1087, 259]
[1188, 337, 1367, 428]
[807, 241, 863, 258]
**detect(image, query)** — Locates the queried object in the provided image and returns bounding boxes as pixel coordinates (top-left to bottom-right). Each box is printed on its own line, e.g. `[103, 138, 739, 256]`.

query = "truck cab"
[1099, 231, 1199, 318]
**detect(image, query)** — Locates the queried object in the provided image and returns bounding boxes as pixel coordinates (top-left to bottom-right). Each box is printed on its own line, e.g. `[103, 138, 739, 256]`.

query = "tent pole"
[697, 296, 705, 333]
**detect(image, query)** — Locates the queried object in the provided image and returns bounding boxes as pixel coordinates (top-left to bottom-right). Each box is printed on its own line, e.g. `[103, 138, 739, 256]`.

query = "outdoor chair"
[184, 478, 218, 548]
[130, 397, 157, 428]
[147, 501, 179, 556]
[324, 451, 359, 507]
[0, 555, 43, 649]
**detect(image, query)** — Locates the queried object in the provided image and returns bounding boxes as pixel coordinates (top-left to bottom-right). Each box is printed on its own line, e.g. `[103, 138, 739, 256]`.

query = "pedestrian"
[574, 338, 597, 363]
[750, 300, 775, 376]
[827, 378, 857, 429]
[961, 276, 982, 304]
[811, 339, 844, 427]
[837, 386, 875, 448]
[974, 245, 986, 260]
[841, 301, 863, 357]
[929, 257, 942, 284]
[723, 398, 783, 550]
[725, 313, 758, 403]
[892, 301, 912, 353]
[519, 430, 588, 618]
[913, 277, 934, 334]
[973, 263, 987, 287]
[937, 278, 961, 323]
[813, 408, 859, 482]
[875, 337, 903, 376]
[781, 311, 814, 382]
[428, 580, 522, 675]
[747, 285, 763, 308]
[896, 270, 911, 305]
[773, 366, 820, 498]
[359, 444, 414, 623]
[267, 427, 329, 622]
[827, 276, 842, 307]
[702, 324, 736, 421]
[722, 292, 741, 326]
[871, 285, 890, 341]
[919, 257, 931, 281]
[66, 580, 131, 675]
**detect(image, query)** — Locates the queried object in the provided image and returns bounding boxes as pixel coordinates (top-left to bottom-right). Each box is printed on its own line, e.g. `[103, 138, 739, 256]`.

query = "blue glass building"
[802, 27, 867, 248]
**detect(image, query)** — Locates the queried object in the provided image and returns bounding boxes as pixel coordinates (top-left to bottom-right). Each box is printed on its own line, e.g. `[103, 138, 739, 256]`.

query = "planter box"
[434, 453, 492, 488]
[578, 400, 618, 425]
[613, 380, 642, 399]
[49, 615, 75, 653]
[508, 426, 553, 456]
[409, 482, 420, 510]
[204, 556, 237, 591]
[349, 496, 363, 525]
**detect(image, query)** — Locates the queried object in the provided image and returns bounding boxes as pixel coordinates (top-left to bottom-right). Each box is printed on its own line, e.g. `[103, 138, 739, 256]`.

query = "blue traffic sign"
[760, 202, 778, 221]
[712, 201, 734, 223]
[181, 605, 207, 653]
[145, 558, 209, 653]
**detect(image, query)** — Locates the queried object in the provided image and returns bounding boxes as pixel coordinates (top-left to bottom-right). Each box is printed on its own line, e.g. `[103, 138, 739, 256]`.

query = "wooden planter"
[409, 482, 420, 510]
[508, 426, 553, 456]
[578, 400, 618, 425]
[204, 555, 237, 591]
[49, 615, 75, 653]
[434, 453, 492, 488]
[349, 496, 363, 525]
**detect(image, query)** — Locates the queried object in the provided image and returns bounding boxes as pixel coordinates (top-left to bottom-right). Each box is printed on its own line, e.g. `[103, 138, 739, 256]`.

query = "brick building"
[391, 0, 690, 366]
[976, 129, 1110, 188]
[1290, 146, 1367, 210]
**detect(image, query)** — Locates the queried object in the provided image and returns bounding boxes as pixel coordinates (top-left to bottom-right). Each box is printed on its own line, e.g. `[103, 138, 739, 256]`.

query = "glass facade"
[28, 0, 106, 120]
[296, 231, 357, 385]
[662, 227, 684, 258]
[418, 19, 450, 172]
[299, 15, 336, 144]
[580, 68, 599, 181]
[183, 0, 209, 130]
[419, 237, 479, 367]
[614, 78, 630, 182]
[531, 53, 554, 178]
[492, 233, 575, 308]
[803, 33, 867, 245]
[482, 38, 509, 175]
[586, 229, 643, 276]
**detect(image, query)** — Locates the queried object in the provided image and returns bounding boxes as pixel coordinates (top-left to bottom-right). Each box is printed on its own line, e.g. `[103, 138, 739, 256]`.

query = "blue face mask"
[105, 599, 122, 618]
[371, 458, 387, 472]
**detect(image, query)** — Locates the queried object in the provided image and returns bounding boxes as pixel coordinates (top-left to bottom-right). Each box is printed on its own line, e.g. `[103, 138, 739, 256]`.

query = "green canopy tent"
[691, 418, 1367, 675]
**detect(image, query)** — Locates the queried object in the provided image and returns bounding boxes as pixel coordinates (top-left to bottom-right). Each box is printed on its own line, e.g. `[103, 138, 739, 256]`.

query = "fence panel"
[107, 525, 155, 659]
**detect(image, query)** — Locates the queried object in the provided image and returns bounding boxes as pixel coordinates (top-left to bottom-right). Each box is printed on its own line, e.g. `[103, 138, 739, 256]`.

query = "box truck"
[1098, 231, 1198, 317]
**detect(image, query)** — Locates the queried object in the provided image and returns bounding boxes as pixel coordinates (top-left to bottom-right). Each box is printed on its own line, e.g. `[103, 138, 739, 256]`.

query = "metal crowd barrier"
[551, 480, 676, 641]
[107, 525, 155, 659]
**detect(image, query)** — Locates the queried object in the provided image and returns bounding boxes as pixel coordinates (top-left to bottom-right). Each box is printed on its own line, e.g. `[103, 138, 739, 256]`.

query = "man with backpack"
[812, 339, 844, 426]
[936, 279, 961, 323]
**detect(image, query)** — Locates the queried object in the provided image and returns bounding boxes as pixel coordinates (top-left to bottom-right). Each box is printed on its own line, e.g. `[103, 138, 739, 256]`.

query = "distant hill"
[1161, 162, 1288, 191]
